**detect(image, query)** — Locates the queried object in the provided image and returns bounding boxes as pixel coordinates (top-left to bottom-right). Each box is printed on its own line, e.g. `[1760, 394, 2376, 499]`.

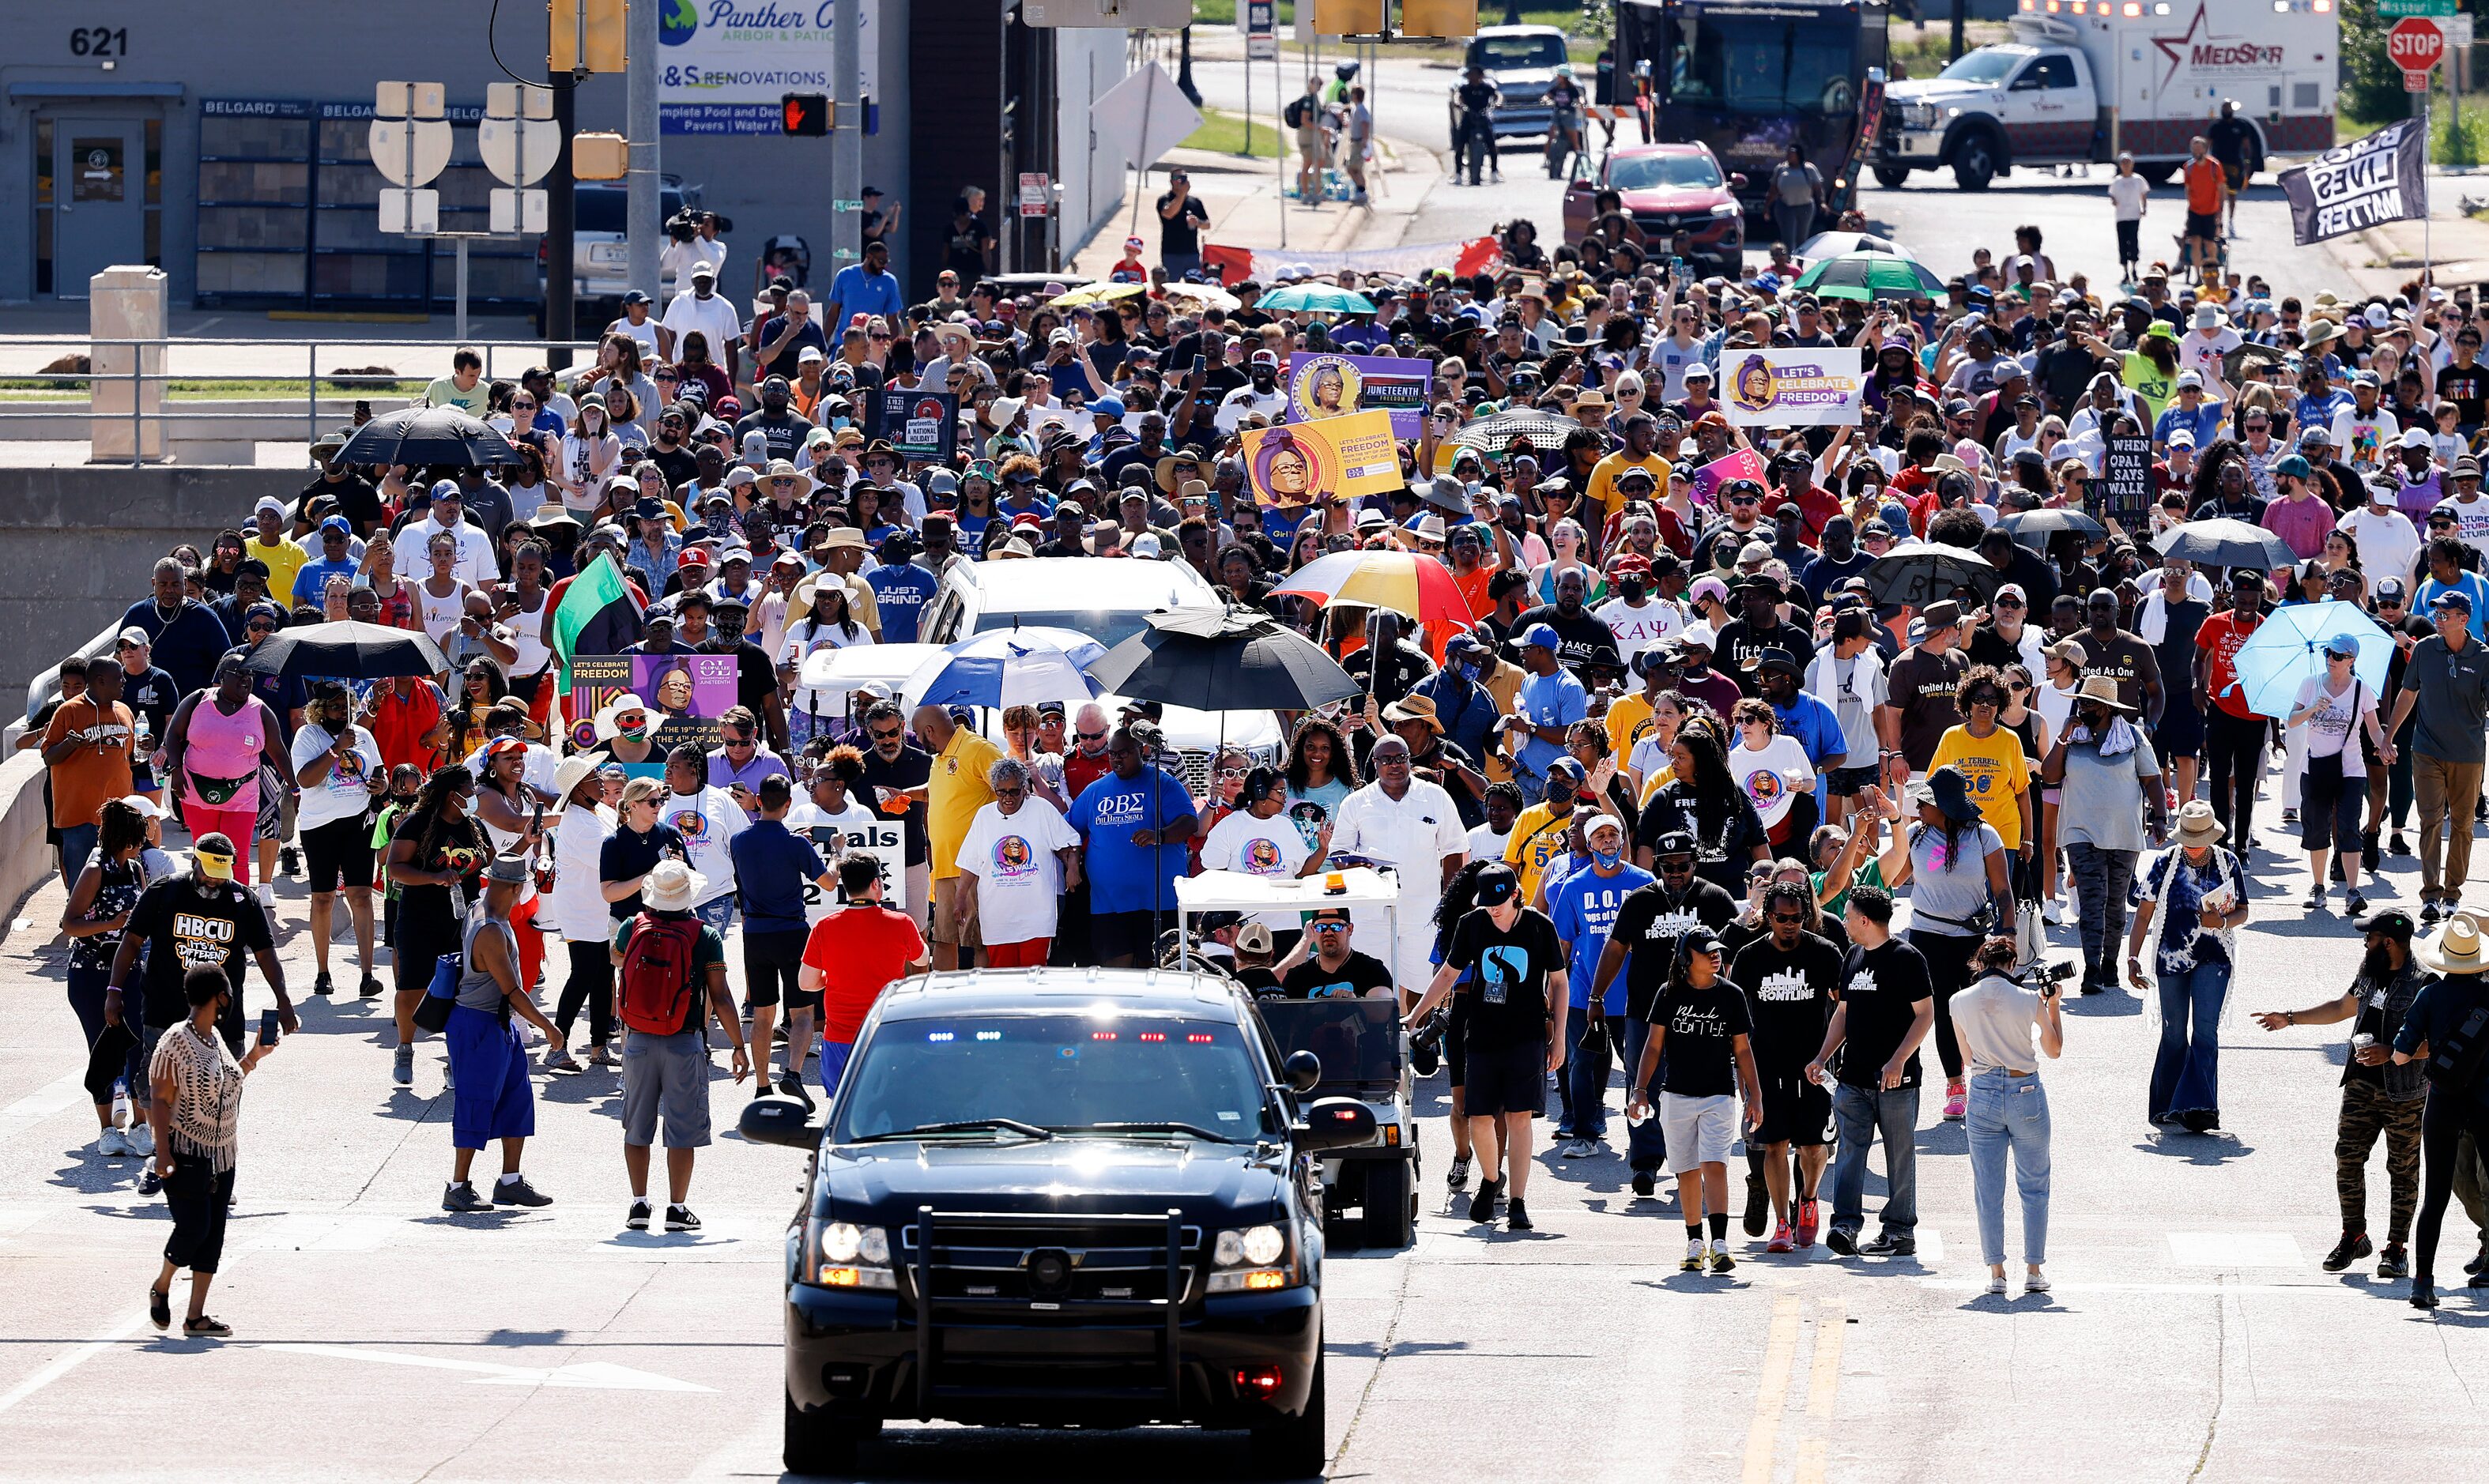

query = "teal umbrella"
[1257, 283, 1377, 315]
[1789, 250, 1946, 303]
[2225, 600, 2393, 721]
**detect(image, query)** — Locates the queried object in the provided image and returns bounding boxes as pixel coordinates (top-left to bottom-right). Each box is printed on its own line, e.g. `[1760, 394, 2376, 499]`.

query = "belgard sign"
[2278, 119, 2429, 247]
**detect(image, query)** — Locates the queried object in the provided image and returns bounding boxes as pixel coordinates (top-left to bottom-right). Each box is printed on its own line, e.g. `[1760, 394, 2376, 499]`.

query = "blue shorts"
[819, 1038, 855, 1098]
[447, 1004, 535, 1150]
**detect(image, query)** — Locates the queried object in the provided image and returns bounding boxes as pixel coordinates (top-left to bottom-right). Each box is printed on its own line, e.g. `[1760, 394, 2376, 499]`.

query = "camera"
[1409, 1006, 1447, 1076]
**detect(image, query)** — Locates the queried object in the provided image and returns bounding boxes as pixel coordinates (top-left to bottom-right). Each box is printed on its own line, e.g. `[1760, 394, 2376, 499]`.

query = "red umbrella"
[1269, 550, 1475, 661]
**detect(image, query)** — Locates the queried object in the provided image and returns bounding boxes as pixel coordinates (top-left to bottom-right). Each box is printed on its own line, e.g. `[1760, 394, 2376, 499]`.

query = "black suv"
[740, 967, 1377, 1476]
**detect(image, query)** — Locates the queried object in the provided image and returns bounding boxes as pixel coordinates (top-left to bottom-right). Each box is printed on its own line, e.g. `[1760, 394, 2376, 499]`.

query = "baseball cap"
[1519, 623, 1562, 652]
[2434, 588, 2474, 616]
[1473, 865, 1519, 906]
[115, 626, 150, 649]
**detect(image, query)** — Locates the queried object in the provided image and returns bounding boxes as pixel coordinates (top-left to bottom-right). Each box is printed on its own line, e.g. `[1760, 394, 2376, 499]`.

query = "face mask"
[1458, 658, 1482, 680]
[1592, 846, 1623, 869]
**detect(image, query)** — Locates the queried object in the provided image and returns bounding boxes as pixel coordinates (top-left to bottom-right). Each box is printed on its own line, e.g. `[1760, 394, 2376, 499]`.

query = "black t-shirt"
[858, 744, 933, 865]
[599, 820, 689, 919]
[1607, 878, 1738, 1022]
[1963, 624, 2027, 673]
[1635, 784, 1768, 899]
[647, 442, 701, 491]
[1281, 949, 1396, 1000]
[1730, 931, 1843, 1072]
[1444, 906, 1564, 1052]
[1340, 641, 1436, 707]
[125, 876, 275, 1027]
[2440, 363, 2489, 427]
[1835, 937, 1934, 1089]
[1510, 603, 1620, 675]
[1886, 646, 1968, 770]
[1714, 617, 1816, 689]
[734, 409, 816, 464]
[119, 665, 180, 742]
[301, 473, 386, 536]
[1650, 977, 1753, 1097]
[1157, 193, 1210, 256]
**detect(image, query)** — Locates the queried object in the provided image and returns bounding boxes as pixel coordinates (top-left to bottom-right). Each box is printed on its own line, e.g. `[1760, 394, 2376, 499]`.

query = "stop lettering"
[2389, 17, 2446, 73]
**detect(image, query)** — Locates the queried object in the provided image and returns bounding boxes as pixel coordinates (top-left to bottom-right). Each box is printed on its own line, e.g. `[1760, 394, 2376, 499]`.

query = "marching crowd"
[36, 204, 2489, 1334]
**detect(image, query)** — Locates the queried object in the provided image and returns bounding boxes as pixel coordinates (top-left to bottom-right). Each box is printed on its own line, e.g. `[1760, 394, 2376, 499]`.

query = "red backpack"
[617, 912, 704, 1036]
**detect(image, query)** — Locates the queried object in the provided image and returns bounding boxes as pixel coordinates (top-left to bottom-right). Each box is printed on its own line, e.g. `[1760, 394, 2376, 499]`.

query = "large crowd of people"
[38, 201, 2489, 1330]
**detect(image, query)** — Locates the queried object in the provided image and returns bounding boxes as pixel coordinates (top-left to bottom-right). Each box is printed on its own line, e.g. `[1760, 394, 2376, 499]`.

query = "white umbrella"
[1794, 229, 1916, 263]
[902, 627, 1107, 710]
[798, 642, 945, 696]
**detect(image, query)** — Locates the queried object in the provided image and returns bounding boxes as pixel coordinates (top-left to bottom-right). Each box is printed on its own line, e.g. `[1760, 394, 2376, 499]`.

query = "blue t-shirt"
[868, 562, 941, 644]
[2153, 399, 2227, 449]
[1771, 692, 1849, 772]
[729, 817, 828, 935]
[1070, 766, 1198, 914]
[2418, 571, 2489, 641]
[1548, 861, 1655, 1014]
[828, 263, 906, 322]
[292, 556, 360, 608]
[1512, 667, 1590, 786]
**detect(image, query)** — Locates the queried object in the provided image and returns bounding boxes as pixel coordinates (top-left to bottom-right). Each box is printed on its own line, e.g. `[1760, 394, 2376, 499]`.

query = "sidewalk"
[1067, 131, 1440, 283]
[2332, 171, 2489, 294]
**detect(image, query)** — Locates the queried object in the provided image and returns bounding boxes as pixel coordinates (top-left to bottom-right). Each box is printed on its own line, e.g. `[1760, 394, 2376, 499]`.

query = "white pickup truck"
[1876, 2, 2336, 191]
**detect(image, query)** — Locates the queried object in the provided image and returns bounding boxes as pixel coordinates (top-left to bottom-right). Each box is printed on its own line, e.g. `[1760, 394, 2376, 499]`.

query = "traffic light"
[1310, 0, 1386, 35]
[1398, 0, 1476, 38]
[782, 93, 830, 137]
[549, 0, 627, 74]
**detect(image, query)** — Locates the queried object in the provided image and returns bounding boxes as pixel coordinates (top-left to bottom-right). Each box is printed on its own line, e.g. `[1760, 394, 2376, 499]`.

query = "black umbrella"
[1088, 608, 1360, 714]
[1995, 509, 2107, 552]
[1450, 409, 1582, 456]
[1865, 542, 2000, 607]
[335, 405, 519, 469]
[244, 620, 448, 681]
[2155, 518, 2296, 572]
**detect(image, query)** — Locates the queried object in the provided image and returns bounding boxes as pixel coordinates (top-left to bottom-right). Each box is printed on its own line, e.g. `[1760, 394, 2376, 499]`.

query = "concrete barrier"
[0, 751, 58, 936]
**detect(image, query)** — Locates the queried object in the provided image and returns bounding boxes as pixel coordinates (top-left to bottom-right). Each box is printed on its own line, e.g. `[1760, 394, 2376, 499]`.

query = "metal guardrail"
[0, 334, 602, 468]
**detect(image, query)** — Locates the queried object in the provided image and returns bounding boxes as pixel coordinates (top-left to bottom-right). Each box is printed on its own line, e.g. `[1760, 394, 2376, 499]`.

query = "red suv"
[1561, 144, 1747, 277]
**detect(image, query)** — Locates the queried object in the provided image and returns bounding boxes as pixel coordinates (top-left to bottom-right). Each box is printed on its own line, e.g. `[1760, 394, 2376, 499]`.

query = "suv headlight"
[809, 1219, 896, 1289]
[1709, 202, 1742, 217]
[1209, 1224, 1296, 1291]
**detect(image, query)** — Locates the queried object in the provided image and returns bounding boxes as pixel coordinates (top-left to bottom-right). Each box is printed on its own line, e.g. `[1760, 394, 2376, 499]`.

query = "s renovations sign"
[2278, 120, 2428, 247]
[657, 0, 881, 135]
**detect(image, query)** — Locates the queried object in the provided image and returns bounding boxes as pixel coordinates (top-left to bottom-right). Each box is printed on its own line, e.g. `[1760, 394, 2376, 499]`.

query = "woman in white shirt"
[2288, 637, 2393, 916]
[554, 396, 621, 514]
[415, 530, 474, 646]
[953, 757, 1082, 967]
[1950, 935, 2065, 1296]
[1199, 766, 1326, 953]
[545, 756, 619, 1068]
[1728, 698, 1816, 852]
[776, 583, 873, 748]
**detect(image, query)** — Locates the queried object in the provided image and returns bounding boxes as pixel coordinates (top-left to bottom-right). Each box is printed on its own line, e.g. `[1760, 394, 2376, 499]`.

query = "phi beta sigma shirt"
[1071, 766, 1197, 915]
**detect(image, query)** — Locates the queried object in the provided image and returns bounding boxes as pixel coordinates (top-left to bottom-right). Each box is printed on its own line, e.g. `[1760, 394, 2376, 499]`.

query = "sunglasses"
[723, 735, 756, 749]
[1767, 911, 1808, 925]
[1075, 729, 1106, 741]
[868, 725, 904, 741]
[1310, 921, 1350, 933]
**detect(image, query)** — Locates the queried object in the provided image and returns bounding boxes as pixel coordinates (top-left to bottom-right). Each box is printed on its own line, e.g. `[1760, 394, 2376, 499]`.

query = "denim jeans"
[2151, 960, 2230, 1121]
[1966, 1070, 2051, 1265]
[1564, 1010, 1627, 1140]
[59, 823, 98, 883]
[1829, 1081, 1920, 1239]
[1618, 1015, 1667, 1174]
[2061, 843, 2138, 988]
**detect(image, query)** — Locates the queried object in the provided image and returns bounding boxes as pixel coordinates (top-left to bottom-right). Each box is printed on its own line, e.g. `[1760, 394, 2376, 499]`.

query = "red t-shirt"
[369, 679, 445, 774]
[2193, 608, 2264, 718]
[2185, 156, 2227, 215]
[802, 904, 926, 1043]
[1062, 748, 1114, 801]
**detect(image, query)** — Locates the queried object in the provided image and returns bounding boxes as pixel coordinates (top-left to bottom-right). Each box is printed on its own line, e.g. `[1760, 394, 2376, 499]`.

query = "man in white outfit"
[1328, 735, 1469, 1004]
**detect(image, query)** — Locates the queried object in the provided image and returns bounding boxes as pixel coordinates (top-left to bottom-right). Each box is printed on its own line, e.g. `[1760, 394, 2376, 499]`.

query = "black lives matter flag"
[2279, 119, 2428, 247]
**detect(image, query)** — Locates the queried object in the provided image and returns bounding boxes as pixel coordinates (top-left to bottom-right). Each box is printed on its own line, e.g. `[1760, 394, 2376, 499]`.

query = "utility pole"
[831, 0, 862, 315]
[1949, 0, 1966, 62]
[627, 0, 659, 304]
[547, 67, 577, 367]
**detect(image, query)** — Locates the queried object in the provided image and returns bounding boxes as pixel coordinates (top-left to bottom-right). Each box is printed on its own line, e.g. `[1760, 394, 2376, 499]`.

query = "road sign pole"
[548, 68, 577, 367]
[456, 237, 470, 341]
[832, 0, 861, 299]
[628, 0, 661, 305]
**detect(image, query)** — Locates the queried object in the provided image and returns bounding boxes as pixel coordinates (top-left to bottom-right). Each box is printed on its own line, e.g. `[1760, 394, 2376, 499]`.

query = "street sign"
[489, 187, 549, 234]
[2408, 67, 2437, 91]
[2452, 13, 2475, 47]
[368, 118, 452, 189]
[1017, 171, 1051, 217]
[485, 82, 553, 122]
[378, 187, 439, 235]
[2389, 17, 2448, 75]
[2380, 0, 2456, 17]
[374, 81, 445, 120]
[1246, 0, 1277, 59]
[477, 116, 560, 186]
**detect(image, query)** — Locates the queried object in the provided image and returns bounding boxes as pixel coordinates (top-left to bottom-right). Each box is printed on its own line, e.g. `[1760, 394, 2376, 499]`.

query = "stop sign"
[2389, 17, 2447, 73]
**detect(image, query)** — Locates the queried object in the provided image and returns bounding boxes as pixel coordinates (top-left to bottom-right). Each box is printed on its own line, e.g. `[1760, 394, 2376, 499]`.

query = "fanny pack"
[189, 771, 252, 808]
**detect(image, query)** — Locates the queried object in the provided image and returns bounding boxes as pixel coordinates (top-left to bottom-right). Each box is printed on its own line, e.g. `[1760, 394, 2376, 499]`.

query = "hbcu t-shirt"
[126, 876, 274, 1027]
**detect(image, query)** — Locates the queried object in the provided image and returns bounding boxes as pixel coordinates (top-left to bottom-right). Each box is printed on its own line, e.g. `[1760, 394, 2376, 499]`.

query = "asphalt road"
[0, 789, 2483, 1482]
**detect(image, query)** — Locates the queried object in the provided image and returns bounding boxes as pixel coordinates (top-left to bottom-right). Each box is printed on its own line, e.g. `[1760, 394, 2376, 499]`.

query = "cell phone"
[258, 1009, 281, 1047]
[1193, 354, 1209, 376]
[529, 797, 544, 834]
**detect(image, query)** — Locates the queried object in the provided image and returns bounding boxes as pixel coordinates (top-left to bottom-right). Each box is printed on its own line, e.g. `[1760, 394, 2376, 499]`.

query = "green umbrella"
[1789, 250, 1946, 303]
[1256, 282, 1377, 315]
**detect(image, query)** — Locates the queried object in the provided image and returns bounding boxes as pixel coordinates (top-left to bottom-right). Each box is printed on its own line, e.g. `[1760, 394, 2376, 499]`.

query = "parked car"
[1456, 24, 1573, 141]
[536, 178, 696, 329]
[1560, 142, 1748, 274]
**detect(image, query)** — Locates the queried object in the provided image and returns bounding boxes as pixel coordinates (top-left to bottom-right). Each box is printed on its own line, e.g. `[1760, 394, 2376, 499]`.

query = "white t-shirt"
[1729, 735, 1815, 830]
[2340, 504, 2423, 588]
[1215, 385, 1288, 433]
[661, 286, 745, 356]
[605, 314, 662, 361]
[2106, 173, 2151, 224]
[2294, 672, 2375, 778]
[2440, 492, 2489, 561]
[953, 799, 1080, 945]
[289, 723, 382, 834]
[778, 616, 875, 718]
[1200, 808, 1316, 932]
[393, 516, 497, 588]
[1465, 822, 1508, 864]
[2178, 327, 2241, 381]
[662, 785, 748, 906]
[1594, 596, 1684, 664]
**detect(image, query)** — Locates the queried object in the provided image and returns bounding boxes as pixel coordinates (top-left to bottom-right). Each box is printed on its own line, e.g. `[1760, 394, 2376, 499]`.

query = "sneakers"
[2347, 891, 2370, 919]
[442, 1181, 488, 1213]
[1942, 1081, 1967, 1121]
[1631, 1169, 1656, 1198]
[1682, 1237, 1706, 1272]
[1767, 1219, 1794, 1254]
[2363, 835, 2382, 873]
[626, 1198, 652, 1231]
[1467, 1177, 1502, 1226]
[1987, 1274, 2008, 1295]
[2303, 884, 2326, 910]
[256, 883, 275, 910]
[138, 1168, 161, 1197]
[2378, 1243, 2411, 1279]
[1825, 1227, 1858, 1256]
[1858, 1233, 1917, 1257]
[281, 845, 300, 878]
[358, 974, 384, 1000]
[494, 1174, 553, 1208]
[1446, 1154, 1472, 1192]
[2042, 897, 2065, 927]
[443, 1058, 455, 1092]
[311, 971, 334, 997]
[1795, 1200, 1820, 1249]
[128, 1123, 153, 1156]
[2024, 1271, 2051, 1294]
[2322, 1231, 2374, 1272]
[392, 1045, 413, 1087]
[1710, 1243, 1736, 1275]
[1742, 1172, 1769, 1236]
[2281, 808, 2299, 824]
[1505, 1198, 1533, 1231]
[777, 1072, 815, 1109]
[1561, 1137, 1597, 1160]
[664, 1203, 701, 1233]
[96, 1128, 132, 1158]
[2423, 901, 2446, 926]
[2391, 831, 2411, 857]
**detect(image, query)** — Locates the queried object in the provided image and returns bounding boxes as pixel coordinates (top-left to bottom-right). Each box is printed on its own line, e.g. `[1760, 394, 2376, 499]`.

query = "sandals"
[182, 1314, 232, 1338]
[149, 1287, 170, 1332]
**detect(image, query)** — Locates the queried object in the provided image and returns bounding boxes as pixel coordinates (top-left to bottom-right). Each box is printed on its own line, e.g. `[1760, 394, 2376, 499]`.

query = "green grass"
[1884, 20, 2013, 82]
[1188, 3, 1602, 61]
[1181, 107, 1288, 158]
[0, 378, 425, 401]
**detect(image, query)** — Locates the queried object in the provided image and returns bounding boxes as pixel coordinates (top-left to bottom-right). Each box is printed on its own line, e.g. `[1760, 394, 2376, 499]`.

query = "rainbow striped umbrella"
[1269, 549, 1474, 649]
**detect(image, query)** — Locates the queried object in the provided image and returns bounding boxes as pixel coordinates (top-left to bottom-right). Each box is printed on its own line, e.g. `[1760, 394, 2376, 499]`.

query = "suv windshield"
[834, 1015, 1273, 1141]
[1469, 33, 1568, 70]
[1608, 153, 1725, 191]
[1936, 49, 2026, 85]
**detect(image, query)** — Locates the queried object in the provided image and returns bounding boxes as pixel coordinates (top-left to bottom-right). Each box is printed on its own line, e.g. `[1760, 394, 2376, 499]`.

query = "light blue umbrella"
[1255, 283, 1376, 315]
[902, 627, 1106, 710]
[2226, 600, 2393, 721]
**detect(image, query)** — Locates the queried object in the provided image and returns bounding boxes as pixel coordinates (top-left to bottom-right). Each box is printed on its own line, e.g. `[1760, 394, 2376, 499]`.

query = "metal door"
[53, 119, 145, 295]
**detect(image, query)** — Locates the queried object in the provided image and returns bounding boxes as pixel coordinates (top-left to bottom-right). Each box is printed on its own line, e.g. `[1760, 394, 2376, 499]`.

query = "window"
[2022, 55, 2079, 89]
[1608, 153, 1725, 191]
[1662, 14, 1862, 115]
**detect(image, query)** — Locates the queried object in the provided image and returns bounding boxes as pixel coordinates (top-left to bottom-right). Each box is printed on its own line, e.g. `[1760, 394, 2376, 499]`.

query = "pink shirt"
[179, 695, 267, 813]
[2261, 493, 2335, 561]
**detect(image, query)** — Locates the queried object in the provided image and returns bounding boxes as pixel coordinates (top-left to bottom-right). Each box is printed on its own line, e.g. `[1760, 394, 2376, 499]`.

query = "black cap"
[1650, 830, 1698, 858]
[1679, 929, 1727, 962]
[2356, 907, 2417, 940]
[1474, 864, 1519, 906]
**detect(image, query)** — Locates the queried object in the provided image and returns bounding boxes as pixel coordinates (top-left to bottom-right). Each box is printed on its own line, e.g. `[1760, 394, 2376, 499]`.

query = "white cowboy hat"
[592, 692, 654, 742]
[552, 750, 609, 804]
[2171, 800, 2226, 849]
[643, 860, 707, 913]
[2415, 909, 2489, 975]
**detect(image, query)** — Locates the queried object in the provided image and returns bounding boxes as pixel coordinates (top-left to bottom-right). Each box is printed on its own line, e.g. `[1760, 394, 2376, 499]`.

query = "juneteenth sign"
[2280, 119, 2428, 247]
[1721, 348, 1865, 427]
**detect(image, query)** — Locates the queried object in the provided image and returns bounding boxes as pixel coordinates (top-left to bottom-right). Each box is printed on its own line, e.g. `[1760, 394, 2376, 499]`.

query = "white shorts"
[1661, 1092, 1737, 1169]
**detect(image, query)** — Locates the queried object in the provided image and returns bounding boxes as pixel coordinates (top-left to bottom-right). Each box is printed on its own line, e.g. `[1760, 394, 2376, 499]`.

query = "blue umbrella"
[901, 626, 1106, 710]
[2225, 600, 2393, 720]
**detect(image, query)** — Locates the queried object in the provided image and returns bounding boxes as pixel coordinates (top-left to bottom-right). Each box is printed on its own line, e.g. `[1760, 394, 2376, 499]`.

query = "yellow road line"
[1794, 1298, 1847, 1483]
[1741, 1293, 1804, 1484]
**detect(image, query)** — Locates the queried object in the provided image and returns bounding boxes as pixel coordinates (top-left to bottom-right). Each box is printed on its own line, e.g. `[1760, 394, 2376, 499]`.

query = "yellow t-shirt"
[1604, 692, 1656, 759]
[1503, 804, 1576, 906]
[1928, 725, 2031, 849]
[245, 537, 309, 614]
[929, 729, 1005, 879]
[1585, 452, 1673, 526]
